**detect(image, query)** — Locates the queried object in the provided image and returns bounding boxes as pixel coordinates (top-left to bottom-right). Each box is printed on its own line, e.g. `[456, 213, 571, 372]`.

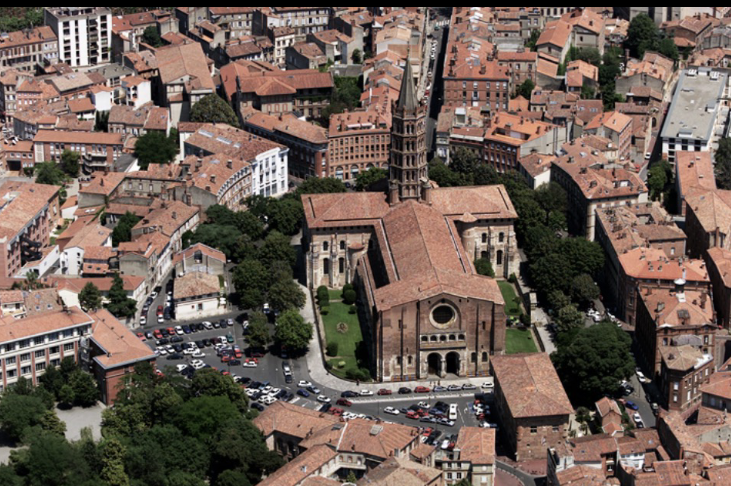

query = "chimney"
[389, 180, 399, 206]
[172, 211, 177, 220]
[210, 175, 216, 183]
[227, 159, 233, 169]
[657, 302, 665, 313]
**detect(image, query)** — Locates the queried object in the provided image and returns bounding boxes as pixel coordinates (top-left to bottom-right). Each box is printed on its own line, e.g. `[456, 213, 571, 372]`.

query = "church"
[302, 60, 519, 382]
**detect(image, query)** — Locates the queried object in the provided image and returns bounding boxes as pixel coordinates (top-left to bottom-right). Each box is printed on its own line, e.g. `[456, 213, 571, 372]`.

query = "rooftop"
[173, 272, 220, 300]
[491, 353, 574, 419]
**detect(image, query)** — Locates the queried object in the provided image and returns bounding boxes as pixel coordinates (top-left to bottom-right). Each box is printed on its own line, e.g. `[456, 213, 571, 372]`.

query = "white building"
[661, 68, 730, 164]
[173, 272, 224, 321]
[44, 7, 112, 67]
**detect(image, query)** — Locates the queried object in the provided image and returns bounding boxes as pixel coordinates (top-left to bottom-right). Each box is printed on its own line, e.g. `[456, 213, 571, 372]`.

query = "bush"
[320, 306, 330, 316]
[348, 305, 357, 315]
[343, 289, 357, 305]
[317, 286, 329, 299]
[509, 273, 518, 284]
[520, 313, 531, 326]
[318, 294, 330, 308]
[343, 283, 355, 294]
[345, 368, 370, 382]
[326, 342, 338, 357]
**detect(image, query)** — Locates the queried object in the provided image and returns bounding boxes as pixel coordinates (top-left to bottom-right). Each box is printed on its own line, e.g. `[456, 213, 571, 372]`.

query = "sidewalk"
[299, 282, 491, 393]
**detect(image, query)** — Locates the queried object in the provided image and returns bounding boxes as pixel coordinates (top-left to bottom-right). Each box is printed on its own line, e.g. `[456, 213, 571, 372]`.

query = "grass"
[321, 289, 364, 379]
[498, 281, 522, 317]
[505, 328, 538, 354]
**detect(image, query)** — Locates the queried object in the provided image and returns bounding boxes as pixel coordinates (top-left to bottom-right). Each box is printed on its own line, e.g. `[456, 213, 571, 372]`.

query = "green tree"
[174, 395, 240, 440]
[355, 166, 388, 191]
[657, 37, 679, 62]
[58, 384, 75, 408]
[274, 310, 313, 355]
[112, 212, 141, 246]
[134, 131, 179, 170]
[648, 159, 671, 201]
[0, 393, 47, 442]
[142, 25, 163, 47]
[38, 365, 65, 399]
[552, 322, 635, 405]
[267, 198, 305, 236]
[555, 304, 584, 334]
[190, 94, 240, 127]
[450, 146, 481, 175]
[267, 277, 306, 312]
[233, 259, 269, 310]
[189, 369, 248, 412]
[60, 149, 80, 177]
[68, 370, 99, 407]
[79, 282, 102, 311]
[246, 312, 271, 350]
[106, 274, 137, 319]
[571, 274, 600, 307]
[558, 238, 605, 277]
[474, 258, 495, 277]
[295, 177, 347, 197]
[187, 224, 243, 261]
[526, 29, 540, 51]
[95, 110, 110, 132]
[34, 161, 67, 203]
[39, 409, 67, 436]
[547, 290, 571, 313]
[515, 78, 535, 99]
[100, 438, 130, 486]
[626, 13, 658, 58]
[351, 48, 362, 64]
[715, 138, 731, 190]
[258, 231, 296, 269]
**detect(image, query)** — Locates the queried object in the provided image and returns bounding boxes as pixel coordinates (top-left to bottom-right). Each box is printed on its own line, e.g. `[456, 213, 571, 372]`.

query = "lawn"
[498, 281, 522, 317]
[321, 289, 365, 379]
[505, 328, 538, 354]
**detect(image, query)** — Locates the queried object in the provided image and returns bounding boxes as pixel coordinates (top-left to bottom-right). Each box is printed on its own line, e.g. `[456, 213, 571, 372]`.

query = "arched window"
[431, 335, 438, 342]
[440, 335, 447, 342]
[421, 336, 428, 343]
[471, 352, 477, 363]
[499, 232, 505, 243]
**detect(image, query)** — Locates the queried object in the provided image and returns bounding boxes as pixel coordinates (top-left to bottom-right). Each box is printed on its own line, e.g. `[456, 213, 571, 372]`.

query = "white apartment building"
[44, 7, 112, 67]
[0, 307, 94, 392]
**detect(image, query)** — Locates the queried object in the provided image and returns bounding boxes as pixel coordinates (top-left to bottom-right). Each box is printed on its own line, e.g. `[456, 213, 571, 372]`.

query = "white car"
[243, 360, 258, 368]
[157, 315, 165, 324]
[481, 382, 494, 389]
[202, 321, 213, 329]
[175, 326, 184, 335]
[157, 347, 168, 356]
[176, 364, 188, 373]
[359, 390, 374, 397]
[140, 316, 146, 326]
[191, 360, 206, 370]
[191, 351, 205, 358]
[183, 347, 196, 355]
[636, 370, 647, 383]
[298, 381, 312, 388]
[259, 395, 277, 405]
[317, 395, 331, 403]
[384, 407, 400, 415]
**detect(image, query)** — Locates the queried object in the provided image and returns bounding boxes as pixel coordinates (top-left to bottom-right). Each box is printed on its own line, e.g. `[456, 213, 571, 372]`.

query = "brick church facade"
[302, 59, 518, 382]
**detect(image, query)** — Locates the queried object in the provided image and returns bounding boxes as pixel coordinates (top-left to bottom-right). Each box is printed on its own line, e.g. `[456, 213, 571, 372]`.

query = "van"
[449, 403, 458, 421]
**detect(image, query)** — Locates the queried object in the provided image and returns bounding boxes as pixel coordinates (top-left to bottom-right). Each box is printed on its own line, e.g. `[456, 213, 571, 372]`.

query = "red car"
[329, 407, 344, 416]
[136, 332, 146, 341]
[406, 411, 419, 419]
[414, 386, 431, 393]
[336, 399, 353, 407]
[153, 329, 163, 339]
[157, 305, 163, 316]
[377, 389, 392, 396]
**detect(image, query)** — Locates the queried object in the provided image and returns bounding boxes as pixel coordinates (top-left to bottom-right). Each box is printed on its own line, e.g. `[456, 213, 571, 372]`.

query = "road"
[425, 24, 448, 157]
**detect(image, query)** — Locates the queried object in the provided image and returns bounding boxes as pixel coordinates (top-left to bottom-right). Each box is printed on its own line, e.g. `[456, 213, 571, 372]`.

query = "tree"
[246, 312, 271, 350]
[267, 198, 305, 236]
[189, 369, 248, 412]
[274, 310, 313, 355]
[60, 149, 80, 177]
[190, 94, 239, 127]
[657, 37, 679, 62]
[526, 29, 540, 51]
[58, 384, 75, 408]
[555, 304, 584, 334]
[557, 238, 605, 278]
[39, 365, 65, 399]
[134, 131, 179, 170]
[68, 370, 99, 407]
[39, 409, 67, 436]
[34, 161, 67, 203]
[450, 146, 481, 175]
[648, 159, 671, 201]
[187, 224, 243, 261]
[142, 25, 163, 47]
[474, 258, 495, 277]
[258, 231, 296, 269]
[106, 274, 137, 319]
[355, 166, 387, 191]
[267, 277, 306, 312]
[626, 14, 658, 58]
[112, 211, 141, 246]
[95, 110, 110, 132]
[342, 289, 357, 305]
[175, 396, 240, 441]
[100, 438, 130, 486]
[79, 282, 102, 311]
[233, 259, 269, 310]
[515, 78, 535, 99]
[571, 274, 600, 307]
[351, 48, 362, 64]
[0, 393, 47, 442]
[715, 138, 731, 190]
[295, 177, 347, 197]
[552, 322, 635, 405]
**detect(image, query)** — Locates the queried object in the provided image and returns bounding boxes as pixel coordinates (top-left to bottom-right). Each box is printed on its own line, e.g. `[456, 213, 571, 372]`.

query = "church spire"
[397, 48, 418, 113]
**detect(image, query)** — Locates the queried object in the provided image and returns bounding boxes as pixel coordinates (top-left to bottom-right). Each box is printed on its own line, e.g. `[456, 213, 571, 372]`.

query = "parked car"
[377, 389, 392, 396]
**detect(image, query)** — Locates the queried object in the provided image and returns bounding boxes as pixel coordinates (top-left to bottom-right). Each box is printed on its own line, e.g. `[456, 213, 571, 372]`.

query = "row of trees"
[0, 363, 282, 486]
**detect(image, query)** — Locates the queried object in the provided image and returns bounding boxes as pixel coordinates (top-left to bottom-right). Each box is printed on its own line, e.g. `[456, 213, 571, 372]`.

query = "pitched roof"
[155, 43, 214, 91]
[0, 306, 93, 343]
[454, 427, 496, 464]
[173, 272, 219, 300]
[89, 309, 157, 369]
[491, 353, 574, 419]
[253, 400, 340, 439]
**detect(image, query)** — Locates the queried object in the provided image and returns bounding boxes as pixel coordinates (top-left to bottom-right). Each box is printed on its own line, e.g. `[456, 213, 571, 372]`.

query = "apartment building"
[327, 109, 391, 181]
[241, 110, 328, 179]
[183, 123, 289, 198]
[0, 180, 60, 280]
[254, 7, 332, 42]
[33, 130, 124, 172]
[0, 307, 93, 392]
[661, 68, 729, 164]
[0, 26, 59, 72]
[44, 7, 112, 67]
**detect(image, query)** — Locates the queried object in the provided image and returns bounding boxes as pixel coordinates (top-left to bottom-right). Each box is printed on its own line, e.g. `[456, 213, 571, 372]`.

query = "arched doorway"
[446, 352, 461, 376]
[427, 353, 441, 377]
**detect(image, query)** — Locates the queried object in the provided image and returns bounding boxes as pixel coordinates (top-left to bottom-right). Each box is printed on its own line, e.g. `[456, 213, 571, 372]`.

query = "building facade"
[44, 7, 112, 67]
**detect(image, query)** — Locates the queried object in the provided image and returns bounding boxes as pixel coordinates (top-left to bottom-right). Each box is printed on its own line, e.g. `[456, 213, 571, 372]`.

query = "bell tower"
[389, 51, 428, 203]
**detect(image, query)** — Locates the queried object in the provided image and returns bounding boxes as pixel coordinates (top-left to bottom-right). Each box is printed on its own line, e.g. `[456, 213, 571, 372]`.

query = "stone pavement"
[299, 282, 492, 393]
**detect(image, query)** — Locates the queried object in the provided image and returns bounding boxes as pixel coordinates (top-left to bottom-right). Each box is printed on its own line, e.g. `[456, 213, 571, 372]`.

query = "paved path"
[300, 282, 492, 393]
[496, 460, 541, 486]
